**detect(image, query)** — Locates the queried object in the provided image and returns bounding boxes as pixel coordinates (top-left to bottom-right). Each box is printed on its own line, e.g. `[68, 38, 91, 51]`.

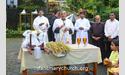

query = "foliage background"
[17, 0, 46, 12]
[6, 0, 119, 38]
[64, 0, 119, 21]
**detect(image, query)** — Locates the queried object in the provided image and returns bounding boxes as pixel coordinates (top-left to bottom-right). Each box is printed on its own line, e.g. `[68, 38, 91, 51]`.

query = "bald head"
[95, 15, 101, 23]
[95, 15, 100, 19]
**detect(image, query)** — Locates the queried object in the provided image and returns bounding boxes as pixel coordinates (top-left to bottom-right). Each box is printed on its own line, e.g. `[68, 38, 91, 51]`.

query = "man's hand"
[59, 25, 64, 29]
[31, 45, 36, 49]
[28, 48, 32, 55]
[79, 27, 84, 30]
[92, 36, 101, 41]
[108, 36, 112, 41]
[96, 37, 101, 40]
[38, 43, 44, 50]
[44, 47, 51, 54]
[28, 44, 36, 50]
[64, 28, 69, 32]
[92, 36, 96, 39]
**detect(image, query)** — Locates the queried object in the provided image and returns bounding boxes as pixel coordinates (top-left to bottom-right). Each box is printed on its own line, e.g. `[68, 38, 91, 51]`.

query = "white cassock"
[104, 19, 119, 39]
[53, 18, 74, 44]
[21, 30, 46, 59]
[75, 18, 90, 44]
[33, 16, 50, 43]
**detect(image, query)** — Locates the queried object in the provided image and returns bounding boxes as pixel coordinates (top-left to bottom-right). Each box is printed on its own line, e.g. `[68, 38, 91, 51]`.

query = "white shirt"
[75, 18, 90, 44]
[33, 16, 50, 32]
[104, 19, 119, 38]
[53, 18, 74, 44]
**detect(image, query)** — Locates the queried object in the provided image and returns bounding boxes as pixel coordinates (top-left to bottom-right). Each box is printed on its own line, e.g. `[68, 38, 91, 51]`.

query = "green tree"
[65, 0, 119, 21]
[18, 0, 46, 12]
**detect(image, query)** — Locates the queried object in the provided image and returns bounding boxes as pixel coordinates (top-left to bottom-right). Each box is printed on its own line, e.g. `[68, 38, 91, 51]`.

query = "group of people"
[21, 8, 119, 74]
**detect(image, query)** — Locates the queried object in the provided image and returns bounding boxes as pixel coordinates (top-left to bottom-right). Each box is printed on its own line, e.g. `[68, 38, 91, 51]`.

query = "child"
[103, 38, 119, 75]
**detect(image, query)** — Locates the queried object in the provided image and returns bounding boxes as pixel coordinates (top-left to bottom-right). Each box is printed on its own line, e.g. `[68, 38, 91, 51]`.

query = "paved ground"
[6, 38, 107, 75]
[6, 38, 22, 75]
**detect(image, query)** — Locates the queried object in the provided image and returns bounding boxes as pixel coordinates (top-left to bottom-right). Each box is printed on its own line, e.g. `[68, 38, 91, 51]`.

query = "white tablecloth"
[18, 44, 102, 72]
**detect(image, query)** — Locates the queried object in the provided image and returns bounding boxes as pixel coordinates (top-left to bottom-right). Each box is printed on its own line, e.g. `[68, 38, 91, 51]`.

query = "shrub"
[6, 29, 23, 38]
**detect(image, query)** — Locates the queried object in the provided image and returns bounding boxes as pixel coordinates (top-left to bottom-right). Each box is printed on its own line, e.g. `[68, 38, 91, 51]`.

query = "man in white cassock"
[52, 11, 74, 44]
[33, 9, 50, 43]
[21, 30, 49, 59]
[74, 10, 91, 44]
[104, 12, 119, 58]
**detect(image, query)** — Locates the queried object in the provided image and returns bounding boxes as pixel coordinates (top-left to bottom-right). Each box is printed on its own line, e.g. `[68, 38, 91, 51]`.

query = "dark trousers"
[105, 36, 119, 58]
[48, 29, 55, 42]
[92, 38, 105, 60]
[72, 31, 76, 44]
[104, 37, 112, 58]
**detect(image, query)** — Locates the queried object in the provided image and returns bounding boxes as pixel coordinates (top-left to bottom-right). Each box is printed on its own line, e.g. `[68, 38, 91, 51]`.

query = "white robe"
[75, 18, 90, 44]
[53, 18, 74, 44]
[21, 31, 46, 59]
[33, 16, 50, 42]
[104, 19, 119, 39]
[21, 31, 47, 48]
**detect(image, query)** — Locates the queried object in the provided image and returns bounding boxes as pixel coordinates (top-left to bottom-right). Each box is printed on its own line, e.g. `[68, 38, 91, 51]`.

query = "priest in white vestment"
[21, 30, 49, 59]
[74, 10, 91, 44]
[53, 11, 74, 44]
[33, 9, 50, 43]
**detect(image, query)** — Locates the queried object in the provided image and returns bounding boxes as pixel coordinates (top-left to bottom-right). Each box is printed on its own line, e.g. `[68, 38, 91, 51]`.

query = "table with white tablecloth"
[18, 44, 102, 75]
